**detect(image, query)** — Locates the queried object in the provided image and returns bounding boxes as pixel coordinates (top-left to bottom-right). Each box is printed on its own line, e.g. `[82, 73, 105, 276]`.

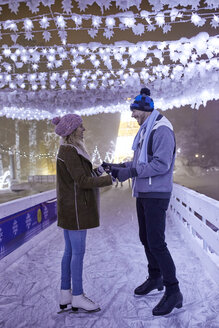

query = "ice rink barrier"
[0, 189, 57, 260]
[169, 183, 219, 284]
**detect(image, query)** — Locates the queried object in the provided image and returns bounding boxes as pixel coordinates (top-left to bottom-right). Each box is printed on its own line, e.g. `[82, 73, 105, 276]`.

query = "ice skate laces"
[83, 294, 95, 304]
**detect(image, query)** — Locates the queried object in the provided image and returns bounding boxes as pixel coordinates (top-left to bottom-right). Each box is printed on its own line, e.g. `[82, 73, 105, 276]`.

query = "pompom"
[52, 116, 60, 125]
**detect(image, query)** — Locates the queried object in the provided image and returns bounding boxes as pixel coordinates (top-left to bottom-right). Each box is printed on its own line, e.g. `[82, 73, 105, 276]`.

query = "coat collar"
[61, 144, 91, 163]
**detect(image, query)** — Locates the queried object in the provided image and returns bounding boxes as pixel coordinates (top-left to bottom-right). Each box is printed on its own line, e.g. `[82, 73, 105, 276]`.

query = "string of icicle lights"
[0, 7, 218, 43]
[0, 32, 218, 88]
[1, 0, 219, 14]
[0, 144, 56, 159]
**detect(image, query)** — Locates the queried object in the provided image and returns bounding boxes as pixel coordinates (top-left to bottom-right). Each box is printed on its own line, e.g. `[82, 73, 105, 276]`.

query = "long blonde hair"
[62, 130, 90, 158]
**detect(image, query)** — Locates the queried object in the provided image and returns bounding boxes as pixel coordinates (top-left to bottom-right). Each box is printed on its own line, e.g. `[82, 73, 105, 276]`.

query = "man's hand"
[111, 167, 137, 182]
[101, 161, 126, 173]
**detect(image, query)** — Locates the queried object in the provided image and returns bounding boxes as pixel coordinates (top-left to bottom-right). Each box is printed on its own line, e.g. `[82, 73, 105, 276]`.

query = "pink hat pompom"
[52, 117, 60, 125]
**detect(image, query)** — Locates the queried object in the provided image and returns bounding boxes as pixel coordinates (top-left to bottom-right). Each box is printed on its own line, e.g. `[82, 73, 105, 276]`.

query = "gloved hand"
[101, 161, 126, 172]
[111, 167, 137, 182]
[96, 165, 105, 176]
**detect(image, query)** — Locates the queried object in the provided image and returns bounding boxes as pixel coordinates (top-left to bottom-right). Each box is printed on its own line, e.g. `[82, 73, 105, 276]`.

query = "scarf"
[132, 109, 160, 164]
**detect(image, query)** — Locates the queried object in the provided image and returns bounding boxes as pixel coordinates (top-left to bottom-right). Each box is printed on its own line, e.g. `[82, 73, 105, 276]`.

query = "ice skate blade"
[134, 289, 164, 297]
[71, 307, 101, 313]
[57, 307, 72, 314]
[153, 303, 184, 317]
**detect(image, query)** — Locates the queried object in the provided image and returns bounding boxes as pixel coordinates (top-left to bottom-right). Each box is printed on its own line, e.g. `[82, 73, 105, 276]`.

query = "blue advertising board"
[0, 198, 57, 260]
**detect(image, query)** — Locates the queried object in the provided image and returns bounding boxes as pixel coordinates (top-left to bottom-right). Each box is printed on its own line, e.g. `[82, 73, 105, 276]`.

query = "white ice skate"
[72, 294, 100, 312]
[59, 289, 72, 310]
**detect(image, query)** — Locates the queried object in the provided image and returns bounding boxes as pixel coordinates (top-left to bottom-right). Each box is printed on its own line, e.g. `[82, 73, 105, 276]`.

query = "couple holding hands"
[52, 88, 183, 317]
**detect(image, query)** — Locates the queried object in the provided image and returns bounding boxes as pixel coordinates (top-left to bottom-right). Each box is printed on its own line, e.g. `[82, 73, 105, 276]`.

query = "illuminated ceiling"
[0, 0, 218, 120]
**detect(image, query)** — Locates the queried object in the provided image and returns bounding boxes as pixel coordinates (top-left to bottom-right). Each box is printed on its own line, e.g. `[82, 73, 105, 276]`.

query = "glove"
[101, 161, 126, 172]
[101, 161, 125, 170]
[111, 167, 137, 182]
[96, 165, 105, 176]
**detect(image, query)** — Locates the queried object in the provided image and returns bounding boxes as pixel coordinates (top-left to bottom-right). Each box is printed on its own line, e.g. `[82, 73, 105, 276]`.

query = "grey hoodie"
[125, 115, 176, 199]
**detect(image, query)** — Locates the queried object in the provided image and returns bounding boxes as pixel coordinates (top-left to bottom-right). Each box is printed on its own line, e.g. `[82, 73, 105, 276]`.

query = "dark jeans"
[136, 197, 179, 294]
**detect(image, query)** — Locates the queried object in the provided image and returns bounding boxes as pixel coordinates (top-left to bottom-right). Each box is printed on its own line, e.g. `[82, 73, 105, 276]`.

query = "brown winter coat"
[56, 144, 112, 230]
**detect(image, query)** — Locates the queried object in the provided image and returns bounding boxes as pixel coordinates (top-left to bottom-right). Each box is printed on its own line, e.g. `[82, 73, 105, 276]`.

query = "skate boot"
[59, 289, 72, 309]
[72, 294, 100, 312]
[152, 291, 183, 316]
[134, 277, 163, 295]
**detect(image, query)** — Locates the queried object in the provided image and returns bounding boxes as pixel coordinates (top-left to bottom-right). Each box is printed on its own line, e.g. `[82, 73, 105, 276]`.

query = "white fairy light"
[99, 48, 105, 54]
[47, 62, 53, 69]
[48, 55, 55, 62]
[79, 57, 84, 64]
[92, 16, 102, 28]
[191, 13, 201, 25]
[10, 54, 17, 62]
[105, 17, 115, 28]
[55, 60, 62, 68]
[50, 72, 58, 81]
[121, 17, 135, 27]
[91, 74, 97, 80]
[24, 18, 33, 31]
[49, 48, 55, 54]
[17, 74, 24, 80]
[4, 64, 12, 72]
[5, 74, 11, 81]
[74, 68, 80, 75]
[30, 73, 36, 81]
[71, 60, 77, 67]
[32, 84, 38, 90]
[78, 45, 85, 52]
[40, 16, 50, 29]
[3, 48, 11, 57]
[72, 15, 82, 26]
[28, 48, 35, 54]
[114, 53, 122, 61]
[62, 71, 68, 79]
[70, 48, 77, 55]
[56, 16, 66, 29]
[4, 20, 18, 31]
[9, 82, 16, 89]
[15, 49, 21, 56]
[60, 52, 67, 59]
[94, 60, 100, 67]
[213, 15, 219, 23]
[155, 12, 165, 27]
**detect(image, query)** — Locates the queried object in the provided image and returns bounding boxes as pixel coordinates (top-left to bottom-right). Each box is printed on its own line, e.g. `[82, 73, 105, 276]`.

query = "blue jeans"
[61, 229, 87, 295]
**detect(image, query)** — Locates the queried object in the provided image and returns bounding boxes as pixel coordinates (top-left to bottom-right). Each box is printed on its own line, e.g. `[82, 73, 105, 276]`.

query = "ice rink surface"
[0, 183, 219, 328]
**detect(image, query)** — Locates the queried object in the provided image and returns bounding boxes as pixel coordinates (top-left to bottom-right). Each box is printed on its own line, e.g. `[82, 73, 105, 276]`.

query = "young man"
[103, 90, 183, 316]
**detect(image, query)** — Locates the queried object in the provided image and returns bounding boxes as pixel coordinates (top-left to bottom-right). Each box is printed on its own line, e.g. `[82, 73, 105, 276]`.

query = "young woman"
[52, 114, 113, 312]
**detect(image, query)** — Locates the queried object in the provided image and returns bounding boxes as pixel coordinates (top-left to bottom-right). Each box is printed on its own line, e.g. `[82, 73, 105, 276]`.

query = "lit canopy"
[0, 0, 218, 120]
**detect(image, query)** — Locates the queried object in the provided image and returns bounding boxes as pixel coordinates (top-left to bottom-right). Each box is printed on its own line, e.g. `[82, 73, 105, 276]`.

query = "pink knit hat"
[52, 114, 83, 137]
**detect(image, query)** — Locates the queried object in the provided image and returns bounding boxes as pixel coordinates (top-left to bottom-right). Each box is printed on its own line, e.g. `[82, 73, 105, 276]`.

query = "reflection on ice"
[0, 183, 218, 328]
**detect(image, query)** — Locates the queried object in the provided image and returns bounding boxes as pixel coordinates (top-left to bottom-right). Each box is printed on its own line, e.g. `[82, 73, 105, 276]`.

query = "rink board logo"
[0, 198, 57, 260]
[37, 209, 42, 223]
